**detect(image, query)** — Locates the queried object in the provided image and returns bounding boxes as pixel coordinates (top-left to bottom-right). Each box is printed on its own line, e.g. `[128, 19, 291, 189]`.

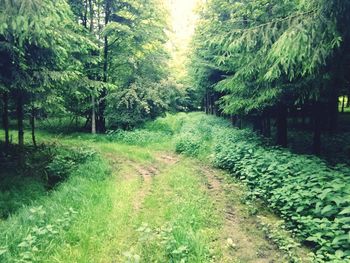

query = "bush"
[173, 114, 217, 157]
[168, 112, 350, 261]
[45, 146, 96, 185]
[175, 133, 202, 156]
[212, 127, 350, 262]
[106, 129, 171, 146]
[145, 113, 189, 134]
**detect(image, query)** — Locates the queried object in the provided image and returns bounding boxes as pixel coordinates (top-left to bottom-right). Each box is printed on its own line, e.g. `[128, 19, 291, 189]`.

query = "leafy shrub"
[212, 126, 350, 262]
[175, 133, 202, 156]
[45, 146, 95, 185]
[106, 129, 171, 146]
[0, 177, 45, 218]
[169, 112, 350, 262]
[145, 113, 190, 134]
[38, 117, 85, 134]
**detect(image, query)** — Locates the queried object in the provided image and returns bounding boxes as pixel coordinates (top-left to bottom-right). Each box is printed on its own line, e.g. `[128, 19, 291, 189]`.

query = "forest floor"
[0, 116, 311, 262]
[42, 139, 305, 262]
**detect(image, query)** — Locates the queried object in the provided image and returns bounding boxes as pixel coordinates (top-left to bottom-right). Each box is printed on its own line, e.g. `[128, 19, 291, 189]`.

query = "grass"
[0, 154, 111, 262]
[0, 112, 316, 262]
[0, 123, 221, 262]
[0, 171, 46, 218]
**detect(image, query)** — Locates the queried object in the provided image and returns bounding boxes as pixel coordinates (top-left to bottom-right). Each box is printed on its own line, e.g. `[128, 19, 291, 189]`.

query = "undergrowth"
[160, 112, 350, 262]
[0, 148, 110, 262]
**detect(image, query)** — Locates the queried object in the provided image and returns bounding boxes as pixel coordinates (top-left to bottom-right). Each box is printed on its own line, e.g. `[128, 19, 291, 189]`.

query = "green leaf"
[339, 207, 350, 215]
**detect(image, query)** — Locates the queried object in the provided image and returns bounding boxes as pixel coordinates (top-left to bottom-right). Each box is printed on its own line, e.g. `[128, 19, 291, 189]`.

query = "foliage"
[45, 146, 96, 184]
[175, 132, 202, 157]
[0, 152, 110, 262]
[0, 0, 182, 143]
[190, 0, 350, 114]
[161, 112, 350, 262]
[106, 129, 171, 146]
[0, 142, 95, 218]
[257, 216, 313, 262]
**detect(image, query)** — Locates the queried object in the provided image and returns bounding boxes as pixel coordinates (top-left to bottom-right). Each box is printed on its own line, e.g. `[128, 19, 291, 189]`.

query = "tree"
[0, 0, 95, 149]
[190, 0, 350, 150]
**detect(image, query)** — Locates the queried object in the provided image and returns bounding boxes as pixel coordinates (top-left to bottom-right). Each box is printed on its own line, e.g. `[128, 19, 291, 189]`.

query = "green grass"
[0, 172, 46, 218]
[0, 121, 221, 262]
[0, 155, 111, 262]
[0, 112, 325, 262]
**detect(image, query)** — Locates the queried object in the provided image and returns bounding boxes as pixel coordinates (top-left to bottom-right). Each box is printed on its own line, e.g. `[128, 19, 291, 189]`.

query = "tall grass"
[0, 154, 111, 262]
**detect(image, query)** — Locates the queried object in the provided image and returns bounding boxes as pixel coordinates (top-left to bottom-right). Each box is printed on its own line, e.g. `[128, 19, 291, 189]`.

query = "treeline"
[190, 0, 350, 155]
[0, 0, 184, 149]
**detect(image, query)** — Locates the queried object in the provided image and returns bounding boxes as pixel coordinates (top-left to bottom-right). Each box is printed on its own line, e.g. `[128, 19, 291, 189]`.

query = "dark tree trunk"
[276, 104, 288, 147]
[301, 106, 307, 128]
[30, 106, 37, 147]
[230, 115, 236, 126]
[82, 0, 88, 28]
[236, 115, 242, 129]
[263, 114, 271, 138]
[341, 96, 345, 113]
[2, 92, 9, 146]
[328, 85, 339, 134]
[97, 0, 110, 133]
[84, 115, 91, 129]
[265, 117, 271, 137]
[97, 88, 106, 133]
[312, 101, 322, 155]
[89, 0, 96, 134]
[252, 115, 263, 134]
[17, 93, 24, 147]
[328, 50, 343, 134]
[204, 93, 209, 114]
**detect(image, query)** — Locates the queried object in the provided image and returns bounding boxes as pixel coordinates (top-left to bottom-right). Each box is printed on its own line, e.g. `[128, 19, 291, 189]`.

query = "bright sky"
[164, 0, 200, 80]
[167, 0, 198, 41]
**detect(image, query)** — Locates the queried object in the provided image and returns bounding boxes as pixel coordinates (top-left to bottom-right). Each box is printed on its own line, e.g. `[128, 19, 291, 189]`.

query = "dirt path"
[201, 166, 285, 262]
[93, 147, 303, 262]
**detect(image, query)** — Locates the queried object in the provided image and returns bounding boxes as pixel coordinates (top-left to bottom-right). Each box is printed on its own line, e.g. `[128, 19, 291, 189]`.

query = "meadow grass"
[0, 155, 111, 262]
[0, 118, 221, 262]
[0, 112, 318, 262]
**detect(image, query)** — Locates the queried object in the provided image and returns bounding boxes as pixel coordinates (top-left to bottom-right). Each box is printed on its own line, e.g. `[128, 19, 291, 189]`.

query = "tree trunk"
[97, 0, 110, 133]
[252, 115, 263, 134]
[2, 92, 9, 146]
[30, 106, 37, 147]
[89, 0, 94, 32]
[91, 94, 96, 134]
[276, 104, 288, 147]
[341, 96, 345, 113]
[328, 85, 339, 134]
[17, 93, 24, 147]
[312, 101, 322, 155]
[236, 115, 242, 129]
[263, 114, 271, 138]
[83, 0, 88, 28]
[89, 0, 96, 134]
[230, 115, 236, 126]
[266, 117, 271, 137]
[206, 93, 209, 114]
